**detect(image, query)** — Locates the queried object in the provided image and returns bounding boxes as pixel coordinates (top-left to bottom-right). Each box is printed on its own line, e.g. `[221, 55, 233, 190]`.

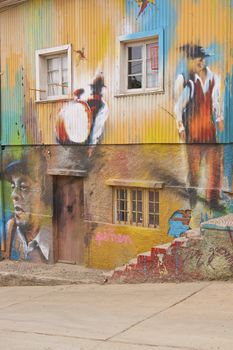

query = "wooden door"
[54, 176, 84, 264]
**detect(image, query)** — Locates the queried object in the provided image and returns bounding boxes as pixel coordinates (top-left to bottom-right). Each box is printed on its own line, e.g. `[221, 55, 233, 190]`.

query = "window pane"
[120, 200, 126, 211]
[148, 190, 159, 226]
[62, 86, 68, 95]
[137, 190, 142, 200]
[48, 70, 59, 84]
[128, 61, 142, 75]
[119, 189, 126, 200]
[137, 212, 143, 223]
[149, 202, 155, 213]
[48, 70, 59, 96]
[146, 43, 159, 70]
[146, 42, 159, 88]
[120, 211, 127, 222]
[137, 201, 142, 212]
[116, 188, 128, 223]
[149, 214, 154, 225]
[154, 214, 159, 226]
[128, 75, 142, 89]
[147, 74, 159, 89]
[132, 201, 136, 211]
[132, 190, 136, 200]
[132, 212, 136, 223]
[62, 69, 68, 94]
[47, 57, 60, 71]
[149, 191, 154, 201]
[61, 55, 68, 69]
[128, 46, 142, 60]
[47, 58, 60, 96]
[131, 189, 143, 225]
[154, 192, 159, 202]
[62, 69, 68, 83]
[48, 85, 59, 96]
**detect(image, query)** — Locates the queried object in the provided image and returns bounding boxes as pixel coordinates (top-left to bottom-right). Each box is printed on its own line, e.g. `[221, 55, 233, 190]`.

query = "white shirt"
[174, 67, 223, 132]
[17, 226, 50, 261]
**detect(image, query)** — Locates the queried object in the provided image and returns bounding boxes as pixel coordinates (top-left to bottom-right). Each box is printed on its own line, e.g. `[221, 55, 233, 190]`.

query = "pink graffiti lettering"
[95, 232, 132, 246]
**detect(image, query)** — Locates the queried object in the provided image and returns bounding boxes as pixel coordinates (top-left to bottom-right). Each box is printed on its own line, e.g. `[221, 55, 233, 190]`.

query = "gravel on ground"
[0, 260, 109, 286]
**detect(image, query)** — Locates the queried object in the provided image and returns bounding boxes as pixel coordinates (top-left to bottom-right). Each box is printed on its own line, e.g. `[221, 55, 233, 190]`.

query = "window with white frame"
[119, 30, 163, 94]
[114, 187, 160, 227]
[35, 44, 72, 101]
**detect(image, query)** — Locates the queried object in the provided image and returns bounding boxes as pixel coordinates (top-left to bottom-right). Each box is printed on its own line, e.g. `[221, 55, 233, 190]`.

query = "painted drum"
[56, 100, 92, 143]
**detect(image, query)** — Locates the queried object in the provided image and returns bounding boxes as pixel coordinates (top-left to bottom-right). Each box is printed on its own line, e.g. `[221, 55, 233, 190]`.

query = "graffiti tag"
[95, 232, 132, 246]
[182, 246, 233, 271]
[207, 247, 233, 271]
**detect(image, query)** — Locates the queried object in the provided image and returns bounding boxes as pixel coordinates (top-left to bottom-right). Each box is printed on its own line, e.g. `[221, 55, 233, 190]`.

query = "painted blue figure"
[168, 210, 192, 238]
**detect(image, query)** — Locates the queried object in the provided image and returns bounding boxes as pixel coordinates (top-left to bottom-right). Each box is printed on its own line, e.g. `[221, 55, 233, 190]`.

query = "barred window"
[148, 190, 159, 227]
[116, 188, 128, 224]
[114, 187, 160, 227]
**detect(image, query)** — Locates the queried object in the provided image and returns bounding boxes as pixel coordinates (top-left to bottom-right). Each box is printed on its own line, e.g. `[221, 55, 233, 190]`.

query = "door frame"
[48, 168, 87, 264]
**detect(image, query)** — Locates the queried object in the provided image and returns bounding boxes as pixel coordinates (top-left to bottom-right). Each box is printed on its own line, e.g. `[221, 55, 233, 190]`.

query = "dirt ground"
[0, 260, 109, 286]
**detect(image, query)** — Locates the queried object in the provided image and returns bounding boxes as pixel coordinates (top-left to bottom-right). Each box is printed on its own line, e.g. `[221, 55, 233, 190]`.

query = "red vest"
[188, 77, 216, 143]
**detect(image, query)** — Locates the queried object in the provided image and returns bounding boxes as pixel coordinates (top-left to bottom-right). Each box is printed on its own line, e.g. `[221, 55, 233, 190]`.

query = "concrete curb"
[0, 272, 103, 286]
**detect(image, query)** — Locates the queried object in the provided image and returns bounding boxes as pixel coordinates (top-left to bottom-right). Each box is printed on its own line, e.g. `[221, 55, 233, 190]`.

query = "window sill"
[114, 89, 164, 98]
[106, 179, 164, 189]
[113, 222, 161, 230]
[35, 96, 73, 104]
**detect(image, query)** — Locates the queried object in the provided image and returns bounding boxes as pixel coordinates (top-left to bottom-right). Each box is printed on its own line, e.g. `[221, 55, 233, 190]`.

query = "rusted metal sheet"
[0, 0, 232, 145]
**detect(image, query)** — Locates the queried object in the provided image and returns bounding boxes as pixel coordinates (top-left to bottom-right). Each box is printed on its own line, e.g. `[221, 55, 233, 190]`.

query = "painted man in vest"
[174, 44, 224, 209]
[4, 155, 52, 263]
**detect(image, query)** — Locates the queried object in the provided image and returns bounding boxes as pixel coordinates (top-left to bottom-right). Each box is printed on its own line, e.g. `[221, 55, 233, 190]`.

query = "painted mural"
[0, 0, 232, 273]
[134, 0, 156, 18]
[174, 44, 224, 143]
[56, 73, 108, 145]
[174, 44, 224, 210]
[168, 209, 192, 239]
[2, 150, 52, 263]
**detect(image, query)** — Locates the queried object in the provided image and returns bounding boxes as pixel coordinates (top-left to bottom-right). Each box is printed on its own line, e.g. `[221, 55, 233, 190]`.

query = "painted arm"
[174, 76, 191, 138]
[212, 74, 224, 130]
[89, 101, 109, 144]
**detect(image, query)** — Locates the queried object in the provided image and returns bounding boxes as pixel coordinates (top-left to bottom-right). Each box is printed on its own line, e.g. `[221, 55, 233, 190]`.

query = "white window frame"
[118, 29, 164, 96]
[35, 44, 72, 102]
[113, 187, 160, 228]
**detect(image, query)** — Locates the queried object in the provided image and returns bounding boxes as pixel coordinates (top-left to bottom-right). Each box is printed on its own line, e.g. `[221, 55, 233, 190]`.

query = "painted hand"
[179, 130, 186, 142]
[218, 119, 224, 132]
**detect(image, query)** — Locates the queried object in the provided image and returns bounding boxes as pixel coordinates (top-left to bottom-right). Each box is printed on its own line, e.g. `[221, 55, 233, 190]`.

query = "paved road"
[0, 282, 232, 350]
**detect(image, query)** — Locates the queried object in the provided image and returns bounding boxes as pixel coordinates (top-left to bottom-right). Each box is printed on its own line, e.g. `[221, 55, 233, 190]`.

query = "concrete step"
[109, 233, 200, 283]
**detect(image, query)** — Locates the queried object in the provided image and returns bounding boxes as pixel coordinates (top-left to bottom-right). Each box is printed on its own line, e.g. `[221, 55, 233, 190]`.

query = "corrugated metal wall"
[0, 0, 232, 145]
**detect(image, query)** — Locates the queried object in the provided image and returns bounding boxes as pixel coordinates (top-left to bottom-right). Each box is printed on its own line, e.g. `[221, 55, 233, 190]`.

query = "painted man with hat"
[174, 44, 224, 209]
[3, 154, 52, 263]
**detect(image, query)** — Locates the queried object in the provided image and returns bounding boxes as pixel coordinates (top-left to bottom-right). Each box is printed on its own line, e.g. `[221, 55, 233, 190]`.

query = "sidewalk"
[0, 282, 232, 349]
[0, 260, 107, 286]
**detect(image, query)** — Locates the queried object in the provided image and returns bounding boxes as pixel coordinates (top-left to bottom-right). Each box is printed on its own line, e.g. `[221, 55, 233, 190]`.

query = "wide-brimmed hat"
[89, 74, 106, 95]
[4, 160, 28, 180]
[4, 155, 42, 182]
[180, 44, 212, 59]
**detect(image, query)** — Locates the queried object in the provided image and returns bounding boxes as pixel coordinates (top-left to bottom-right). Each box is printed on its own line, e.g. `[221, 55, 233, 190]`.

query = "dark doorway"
[53, 176, 85, 264]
